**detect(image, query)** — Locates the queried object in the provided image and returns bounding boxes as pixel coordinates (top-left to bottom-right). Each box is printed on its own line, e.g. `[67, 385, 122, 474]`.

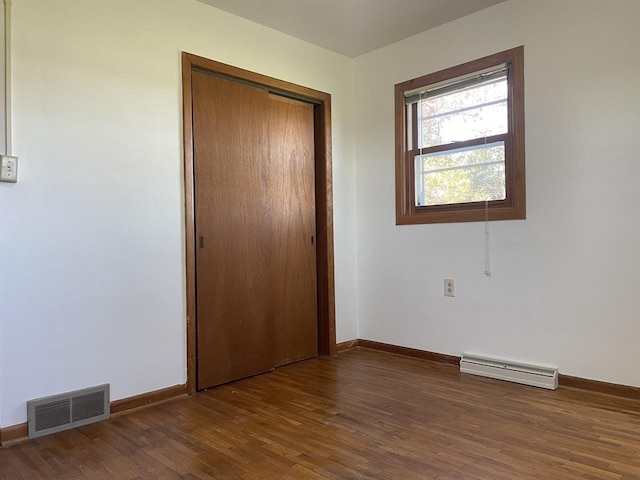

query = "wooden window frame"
[394, 46, 525, 225]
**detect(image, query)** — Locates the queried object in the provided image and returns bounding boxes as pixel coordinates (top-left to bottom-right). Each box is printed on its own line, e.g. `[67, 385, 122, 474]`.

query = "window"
[395, 46, 525, 224]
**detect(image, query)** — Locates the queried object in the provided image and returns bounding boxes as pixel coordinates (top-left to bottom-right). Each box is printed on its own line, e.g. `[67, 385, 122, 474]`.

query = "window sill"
[396, 202, 525, 225]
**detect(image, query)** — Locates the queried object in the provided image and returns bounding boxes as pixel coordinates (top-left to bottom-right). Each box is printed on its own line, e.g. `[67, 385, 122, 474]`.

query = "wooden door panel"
[193, 72, 318, 389]
[268, 95, 318, 366]
[193, 72, 275, 389]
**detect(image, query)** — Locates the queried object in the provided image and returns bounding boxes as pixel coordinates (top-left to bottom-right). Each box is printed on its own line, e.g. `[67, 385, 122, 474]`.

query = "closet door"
[268, 94, 318, 367]
[192, 72, 317, 389]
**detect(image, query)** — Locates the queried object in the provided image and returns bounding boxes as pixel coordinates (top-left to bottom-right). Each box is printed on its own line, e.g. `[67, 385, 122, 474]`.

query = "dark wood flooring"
[1, 348, 639, 479]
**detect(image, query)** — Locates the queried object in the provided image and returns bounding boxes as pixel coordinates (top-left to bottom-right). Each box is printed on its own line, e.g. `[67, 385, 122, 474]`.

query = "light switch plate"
[1, 155, 18, 183]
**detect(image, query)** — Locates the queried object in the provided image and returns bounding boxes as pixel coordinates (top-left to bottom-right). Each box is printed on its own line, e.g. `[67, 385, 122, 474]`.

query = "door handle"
[199, 236, 205, 249]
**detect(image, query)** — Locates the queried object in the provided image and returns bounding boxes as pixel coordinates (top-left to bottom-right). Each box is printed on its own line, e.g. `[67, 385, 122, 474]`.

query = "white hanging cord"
[481, 78, 493, 278]
[482, 116, 491, 277]
[4, 0, 12, 156]
[418, 90, 423, 153]
[484, 199, 491, 277]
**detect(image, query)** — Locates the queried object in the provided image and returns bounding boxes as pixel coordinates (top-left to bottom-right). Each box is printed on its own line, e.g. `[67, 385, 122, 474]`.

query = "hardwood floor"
[1, 348, 639, 479]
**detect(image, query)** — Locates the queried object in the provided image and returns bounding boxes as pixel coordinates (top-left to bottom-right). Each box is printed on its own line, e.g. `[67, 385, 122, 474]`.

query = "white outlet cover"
[444, 278, 455, 297]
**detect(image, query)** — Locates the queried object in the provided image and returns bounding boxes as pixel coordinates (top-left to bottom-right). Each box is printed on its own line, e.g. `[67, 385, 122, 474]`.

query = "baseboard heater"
[27, 384, 110, 439]
[460, 354, 558, 390]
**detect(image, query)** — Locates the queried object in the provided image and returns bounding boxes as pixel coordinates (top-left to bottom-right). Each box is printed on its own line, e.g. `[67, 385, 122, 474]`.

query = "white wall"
[3, 0, 637, 430]
[354, 0, 640, 387]
[0, 0, 358, 428]
[0, 0, 5, 429]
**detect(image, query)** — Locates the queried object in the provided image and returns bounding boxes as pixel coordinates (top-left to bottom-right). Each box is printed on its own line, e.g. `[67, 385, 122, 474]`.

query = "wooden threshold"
[340, 338, 640, 400]
[0, 384, 187, 447]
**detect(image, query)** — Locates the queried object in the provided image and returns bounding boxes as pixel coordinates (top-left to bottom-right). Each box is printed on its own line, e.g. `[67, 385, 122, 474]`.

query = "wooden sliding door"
[192, 71, 317, 389]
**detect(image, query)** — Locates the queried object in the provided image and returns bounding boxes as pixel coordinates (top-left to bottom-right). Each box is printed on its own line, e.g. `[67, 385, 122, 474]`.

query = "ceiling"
[197, 0, 506, 58]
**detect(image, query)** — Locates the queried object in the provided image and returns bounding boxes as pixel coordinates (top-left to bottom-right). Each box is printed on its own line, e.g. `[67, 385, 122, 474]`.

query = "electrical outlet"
[444, 278, 455, 297]
[1, 155, 18, 183]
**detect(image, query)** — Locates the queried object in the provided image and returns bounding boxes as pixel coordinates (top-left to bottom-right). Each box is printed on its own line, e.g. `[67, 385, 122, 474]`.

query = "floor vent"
[460, 354, 558, 390]
[27, 384, 110, 439]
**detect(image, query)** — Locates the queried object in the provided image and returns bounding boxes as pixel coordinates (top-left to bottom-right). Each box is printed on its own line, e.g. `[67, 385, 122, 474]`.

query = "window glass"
[419, 79, 508, 148]
[415, 141, 505, 206]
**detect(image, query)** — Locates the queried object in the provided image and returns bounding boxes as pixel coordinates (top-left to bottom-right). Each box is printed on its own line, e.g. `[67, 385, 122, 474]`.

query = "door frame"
[181, 52, 337, 395]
